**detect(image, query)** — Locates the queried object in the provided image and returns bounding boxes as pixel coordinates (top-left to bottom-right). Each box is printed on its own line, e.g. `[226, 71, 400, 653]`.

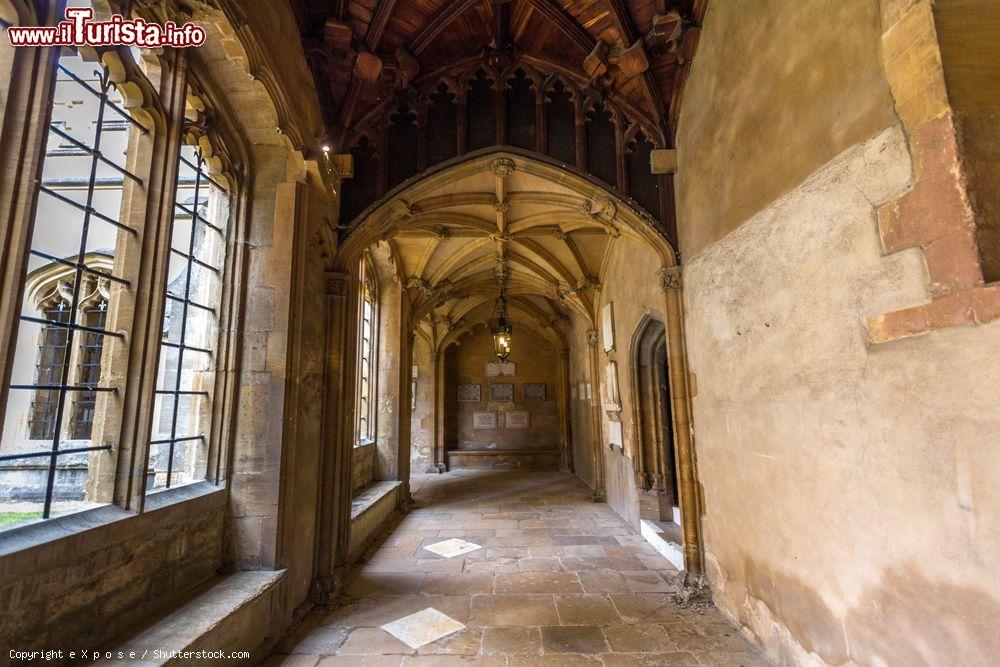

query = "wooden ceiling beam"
[365, 0, 399, 51]
[409, 0, 482, 55]
[603, 0, 667, 132]
[521, 0, 595, 54]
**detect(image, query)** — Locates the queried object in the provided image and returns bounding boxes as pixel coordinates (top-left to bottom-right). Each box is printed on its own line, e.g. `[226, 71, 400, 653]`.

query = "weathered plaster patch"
[684, 125, 1000, 665]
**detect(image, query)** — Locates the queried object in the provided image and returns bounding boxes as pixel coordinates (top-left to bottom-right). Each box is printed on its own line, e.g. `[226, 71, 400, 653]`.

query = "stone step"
[640, 518, 685, 571]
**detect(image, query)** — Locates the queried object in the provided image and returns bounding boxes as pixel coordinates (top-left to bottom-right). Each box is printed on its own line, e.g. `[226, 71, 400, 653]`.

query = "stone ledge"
[349, 481, 403, 561]
[446, 448, 561, 471]
[350, 480, 402, 522]
[98, 570, 285, 666]
[868, 284, 1000, 343]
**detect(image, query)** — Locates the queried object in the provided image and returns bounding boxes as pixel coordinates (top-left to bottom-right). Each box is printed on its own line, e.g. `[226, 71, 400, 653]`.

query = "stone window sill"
[0, 480, 224, 559]
[351, 480, 402, 522]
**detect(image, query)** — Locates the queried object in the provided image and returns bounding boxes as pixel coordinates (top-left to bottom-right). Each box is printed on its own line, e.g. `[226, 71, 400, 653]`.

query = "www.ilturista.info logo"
[7, 7, 206, 48]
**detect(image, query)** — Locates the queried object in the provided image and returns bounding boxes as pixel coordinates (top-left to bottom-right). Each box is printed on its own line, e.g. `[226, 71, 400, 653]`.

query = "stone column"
[429, 349, 448, 473]
[558, 348, 574, 473]
[659, 266, 703, 578]
[0, 2, 62, 415]
[314, 271, 356, 592]
[398, 328, 415, 503]
[586, 329, 606, 502]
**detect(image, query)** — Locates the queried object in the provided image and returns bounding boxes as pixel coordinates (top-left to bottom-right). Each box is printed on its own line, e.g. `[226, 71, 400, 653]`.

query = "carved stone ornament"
[490, 158, 515, 177]
[326, 274, 350, 297]
[659, 267, 682, 292]
[586, 329, 600, 347]
[580, 196, 617, 220]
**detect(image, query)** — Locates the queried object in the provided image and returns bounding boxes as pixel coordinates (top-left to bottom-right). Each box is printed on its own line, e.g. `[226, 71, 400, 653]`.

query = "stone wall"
[352, 441, 376, 493]
[444, 325, 560, 454]
[576, 237, 665, 528]
[676, 1, 1000, 662]
[933, 0, 1000, 281]
[568, 318, 595, 489]
[0, 487, 225, 657]
[409, 335, 434, 472]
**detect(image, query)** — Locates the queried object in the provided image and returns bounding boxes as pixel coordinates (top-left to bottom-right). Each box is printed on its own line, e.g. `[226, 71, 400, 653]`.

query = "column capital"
[586, 329, 600, 347]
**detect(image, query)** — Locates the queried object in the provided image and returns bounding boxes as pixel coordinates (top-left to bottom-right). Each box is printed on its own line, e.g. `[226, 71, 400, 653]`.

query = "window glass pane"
[147, 142, 229, 494]
[1, 40, 138, 530]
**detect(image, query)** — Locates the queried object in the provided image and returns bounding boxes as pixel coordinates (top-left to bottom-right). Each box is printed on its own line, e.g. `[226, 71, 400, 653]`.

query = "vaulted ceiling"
[341, 152, 674, 349]
[291, 0, 707, 149]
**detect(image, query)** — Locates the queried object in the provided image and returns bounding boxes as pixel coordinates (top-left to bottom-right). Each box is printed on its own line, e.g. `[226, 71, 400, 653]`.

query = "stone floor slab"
[380, 607, 466, 649]
[271, 471, 766, 665]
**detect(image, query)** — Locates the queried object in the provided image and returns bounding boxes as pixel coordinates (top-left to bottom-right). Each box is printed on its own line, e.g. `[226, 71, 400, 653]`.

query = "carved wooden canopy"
[291, 0, 706, 241]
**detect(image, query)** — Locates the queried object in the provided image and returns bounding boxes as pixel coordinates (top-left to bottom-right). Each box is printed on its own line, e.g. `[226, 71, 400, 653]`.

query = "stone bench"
[97, 570, 285, 665]
[446, 448, 560, 471]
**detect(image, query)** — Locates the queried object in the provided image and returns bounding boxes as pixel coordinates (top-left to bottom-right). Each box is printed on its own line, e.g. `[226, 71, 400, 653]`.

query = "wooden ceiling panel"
[348, 0, 377, 37]
[298, 0, 701, 167]
[628, 0, 657, 35]
[510, 0, 588, 65]
[380, 0, 441, 51]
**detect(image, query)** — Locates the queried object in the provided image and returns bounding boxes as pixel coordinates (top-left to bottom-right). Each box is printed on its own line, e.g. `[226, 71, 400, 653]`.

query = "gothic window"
[427, 83, 458, 167]
[342, 135, 378, 224]
[69, 301, 108, 440]
[467, 70, 497, 151]
[546, 81, 576, 166]
[356, 258, 379, 445]
[28, 303, 71, 441]
[586, 103, 618, 188]
[149, 142, 230, 493]
[506, 69, 536, 150]
[1, 44, 147, 525]
[387, 106, 419, 190]
[627, 132, 661, 218]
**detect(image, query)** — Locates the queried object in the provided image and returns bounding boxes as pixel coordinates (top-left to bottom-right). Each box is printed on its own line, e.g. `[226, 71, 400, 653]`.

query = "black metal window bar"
[151, 148, 226, 491]
[0, 57, 147, 520]
[358, 296, 374, 442]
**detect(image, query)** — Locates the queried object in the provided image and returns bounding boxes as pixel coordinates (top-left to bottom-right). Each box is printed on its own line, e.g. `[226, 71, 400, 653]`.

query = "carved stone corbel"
[326, 272, 350, 297]
[490, 157, 515, 177]
[659, 266, 682, 292]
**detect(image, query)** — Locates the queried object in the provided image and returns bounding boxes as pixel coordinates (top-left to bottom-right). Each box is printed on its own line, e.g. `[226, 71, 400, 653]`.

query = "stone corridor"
[269, 471, 767, 665]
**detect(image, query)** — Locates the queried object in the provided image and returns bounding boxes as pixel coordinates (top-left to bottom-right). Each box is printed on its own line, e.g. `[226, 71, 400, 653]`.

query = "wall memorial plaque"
[506, 410, 530, 429]
[489, 383, 514, 402]
[486, 361, 516, 377]
[473, 411, 498, 429]
[522, 383, 546, 401]
[457, 384, 481, 403]
[602, 302, 616, 352]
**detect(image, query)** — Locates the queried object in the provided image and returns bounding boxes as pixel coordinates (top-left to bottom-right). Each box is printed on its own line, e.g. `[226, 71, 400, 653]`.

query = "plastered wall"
[675, 0, 896, 257]
[567, 237, 668, 528]
[677, 1, 1000, 663]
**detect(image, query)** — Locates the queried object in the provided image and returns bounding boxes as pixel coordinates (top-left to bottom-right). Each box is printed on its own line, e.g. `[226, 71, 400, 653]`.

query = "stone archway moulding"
[331, 151, 705, 578]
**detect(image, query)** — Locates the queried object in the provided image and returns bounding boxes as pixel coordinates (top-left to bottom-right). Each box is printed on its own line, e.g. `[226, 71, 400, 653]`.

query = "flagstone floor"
[268, 470, 769, 666]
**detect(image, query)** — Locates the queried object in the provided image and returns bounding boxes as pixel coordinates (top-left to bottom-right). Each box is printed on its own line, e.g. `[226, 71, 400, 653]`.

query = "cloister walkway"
[268, 470, 767, 665]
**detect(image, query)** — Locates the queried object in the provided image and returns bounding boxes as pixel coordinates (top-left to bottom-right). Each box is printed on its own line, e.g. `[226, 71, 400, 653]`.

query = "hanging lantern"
[490, 292, 513, 361]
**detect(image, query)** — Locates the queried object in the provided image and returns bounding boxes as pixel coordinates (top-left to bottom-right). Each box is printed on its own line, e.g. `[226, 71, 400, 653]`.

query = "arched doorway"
[631, 316, 680, 522]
